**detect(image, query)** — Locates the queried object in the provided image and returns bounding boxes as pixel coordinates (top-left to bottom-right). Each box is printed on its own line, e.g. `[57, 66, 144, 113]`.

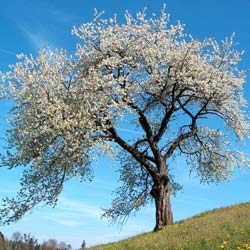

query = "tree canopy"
[0, 7, 249, 230]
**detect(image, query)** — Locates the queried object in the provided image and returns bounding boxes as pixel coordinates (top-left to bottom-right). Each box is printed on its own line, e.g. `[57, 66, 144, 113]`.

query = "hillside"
[88, 202, 250, 250]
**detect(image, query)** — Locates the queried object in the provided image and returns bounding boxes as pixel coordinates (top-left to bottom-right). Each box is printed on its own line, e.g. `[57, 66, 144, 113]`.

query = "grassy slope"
[88, 202, 250, 250]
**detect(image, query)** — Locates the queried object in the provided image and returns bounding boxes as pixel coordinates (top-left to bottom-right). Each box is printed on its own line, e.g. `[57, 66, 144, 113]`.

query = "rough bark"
[150, 174, 173, 231]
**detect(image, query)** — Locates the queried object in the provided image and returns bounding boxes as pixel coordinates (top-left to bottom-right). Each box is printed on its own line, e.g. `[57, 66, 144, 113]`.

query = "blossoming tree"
[0, 8, 249, 231]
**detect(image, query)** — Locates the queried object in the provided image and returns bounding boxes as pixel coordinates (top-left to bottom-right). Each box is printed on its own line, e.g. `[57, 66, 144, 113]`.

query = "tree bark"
[150, 174, 173, 231]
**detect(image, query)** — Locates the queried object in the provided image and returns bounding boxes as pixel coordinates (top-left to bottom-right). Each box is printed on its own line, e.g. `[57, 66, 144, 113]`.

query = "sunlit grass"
[88, 202, 250, 250]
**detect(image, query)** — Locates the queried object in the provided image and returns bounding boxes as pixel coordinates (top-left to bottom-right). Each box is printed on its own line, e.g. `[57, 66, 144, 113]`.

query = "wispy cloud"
[44, 216, 82, 227]
[14, 21, 54, 50]
[36, 196, 154, 247]
[85, 178, 117, 191]
[41, 196, 103, 226]
[49, 9, 74, 24]
[57, 196, 102, 219]
[0, 48, 17, 56]
[21, 28, 53, 50]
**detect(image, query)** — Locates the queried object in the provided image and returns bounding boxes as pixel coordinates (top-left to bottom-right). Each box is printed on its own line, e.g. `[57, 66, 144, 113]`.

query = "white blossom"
[0, 7, 249, 226]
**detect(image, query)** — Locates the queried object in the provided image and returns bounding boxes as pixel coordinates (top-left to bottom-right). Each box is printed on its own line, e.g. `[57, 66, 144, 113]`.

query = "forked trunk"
[150, 175, 173, 231]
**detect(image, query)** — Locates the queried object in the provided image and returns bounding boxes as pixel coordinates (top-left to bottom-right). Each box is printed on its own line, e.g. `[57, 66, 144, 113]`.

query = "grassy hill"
[88, 202, 250, 250]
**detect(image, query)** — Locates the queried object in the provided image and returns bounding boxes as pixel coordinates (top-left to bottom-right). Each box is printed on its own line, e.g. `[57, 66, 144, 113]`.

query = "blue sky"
[0, 0, 250, 249]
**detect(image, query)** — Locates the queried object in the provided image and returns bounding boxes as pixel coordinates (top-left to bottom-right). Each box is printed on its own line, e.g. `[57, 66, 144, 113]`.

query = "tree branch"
[154, 80, 179, 142]
[164, 125, 197, 159]
[108, 126, 156, 175]
[123, 98, 163, 167]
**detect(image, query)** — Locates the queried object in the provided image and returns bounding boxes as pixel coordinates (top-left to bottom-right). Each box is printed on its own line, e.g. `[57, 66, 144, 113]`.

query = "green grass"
[88, 202, 250, 250]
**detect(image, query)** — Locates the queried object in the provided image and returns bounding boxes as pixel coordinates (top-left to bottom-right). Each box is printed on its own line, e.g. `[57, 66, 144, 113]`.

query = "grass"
[88, 202, 250, 250]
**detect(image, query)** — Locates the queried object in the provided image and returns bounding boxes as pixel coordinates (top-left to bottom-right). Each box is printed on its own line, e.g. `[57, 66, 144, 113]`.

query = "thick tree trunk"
[150, 175, 173, 231]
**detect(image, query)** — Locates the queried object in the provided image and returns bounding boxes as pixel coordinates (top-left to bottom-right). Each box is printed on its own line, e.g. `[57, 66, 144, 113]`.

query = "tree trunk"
[150, 175, 173, 231]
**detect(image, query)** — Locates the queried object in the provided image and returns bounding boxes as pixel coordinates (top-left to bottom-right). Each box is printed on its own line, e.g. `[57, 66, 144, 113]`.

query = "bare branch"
[108, 125, 156, 175]
[164, 125, 197, 159]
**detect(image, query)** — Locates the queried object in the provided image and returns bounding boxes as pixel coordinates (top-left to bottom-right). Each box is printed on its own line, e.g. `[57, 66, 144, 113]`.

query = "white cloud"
[57, 196, 102, 219]
[15, 21, 54, 50]
[22, 28, 52, 49]
[0, 48, 17, 56]
[85, 178, 117, 191]
[46, 218, 82, 227]
[49, 9, 74, 24]
[40, 196, 104, 226]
